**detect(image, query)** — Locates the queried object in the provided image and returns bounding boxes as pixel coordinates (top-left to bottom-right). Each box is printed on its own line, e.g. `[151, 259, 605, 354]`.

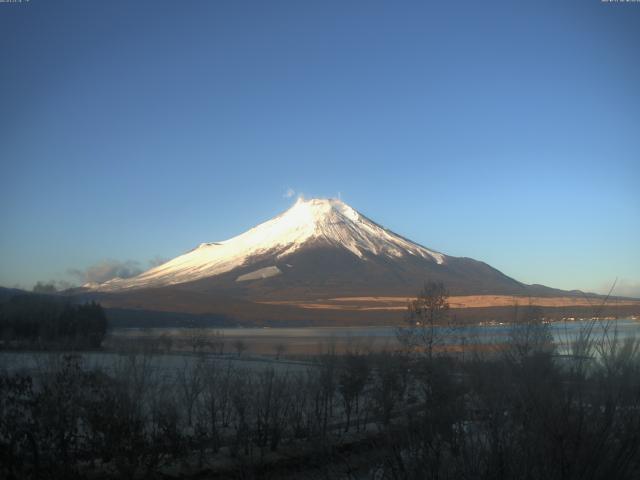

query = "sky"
[1, 0, 639, 297]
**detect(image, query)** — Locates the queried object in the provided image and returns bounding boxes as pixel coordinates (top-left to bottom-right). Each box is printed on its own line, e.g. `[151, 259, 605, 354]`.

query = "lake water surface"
[106, 318, 640, 355]
[1, 318, 638, 372]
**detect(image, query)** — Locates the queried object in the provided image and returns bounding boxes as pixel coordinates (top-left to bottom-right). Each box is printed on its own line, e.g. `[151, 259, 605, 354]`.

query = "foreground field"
[2, 317, 640, 480]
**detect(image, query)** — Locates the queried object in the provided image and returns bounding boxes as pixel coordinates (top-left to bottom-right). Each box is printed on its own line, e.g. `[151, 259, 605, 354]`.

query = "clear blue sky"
[1, 0, 638, 296]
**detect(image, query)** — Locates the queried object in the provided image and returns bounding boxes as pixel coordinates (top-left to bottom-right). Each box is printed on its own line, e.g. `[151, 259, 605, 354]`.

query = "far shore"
[258, 294, 640, 311]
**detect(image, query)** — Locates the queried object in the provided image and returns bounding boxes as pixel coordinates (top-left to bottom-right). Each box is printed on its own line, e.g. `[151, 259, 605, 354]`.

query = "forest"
[0, 294, 108, 349]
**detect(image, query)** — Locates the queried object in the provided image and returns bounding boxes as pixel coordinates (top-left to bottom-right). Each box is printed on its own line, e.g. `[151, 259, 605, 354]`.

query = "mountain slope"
[87, 198, 576, 302]
[95, 198, 448, 292]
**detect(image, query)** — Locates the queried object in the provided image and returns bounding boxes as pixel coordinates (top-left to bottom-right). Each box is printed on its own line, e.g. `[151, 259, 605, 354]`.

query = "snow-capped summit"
[94, 198, 446, 291]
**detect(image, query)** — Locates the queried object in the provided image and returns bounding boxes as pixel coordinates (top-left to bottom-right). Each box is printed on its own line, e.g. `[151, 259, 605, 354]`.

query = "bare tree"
[317, 348, 338, 440]
[229, 371, 252, 456]
[187, 328, 209, 354]
[253, 368, 292, 455]
[371, 353, 408, 426]
[338, 352, 370, 432]
[196, 359, 226, 458]
[397, 281, 450, 359]
[505, 303, 554, 363]
[274, 343, 287, 360]
[211, 330, 225, 355]
[233, 339, 247, 357]
[288, 372, 312, 439]
[176, 357, 206, 427]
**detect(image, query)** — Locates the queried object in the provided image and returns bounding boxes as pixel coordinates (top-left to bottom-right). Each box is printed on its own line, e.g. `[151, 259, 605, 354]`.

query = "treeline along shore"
[0, 293, 107, 350]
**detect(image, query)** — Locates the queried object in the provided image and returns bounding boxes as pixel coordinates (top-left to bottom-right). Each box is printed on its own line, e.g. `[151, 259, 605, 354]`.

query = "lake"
[104, 317, 640, 355]
[1, 318, 637, 374]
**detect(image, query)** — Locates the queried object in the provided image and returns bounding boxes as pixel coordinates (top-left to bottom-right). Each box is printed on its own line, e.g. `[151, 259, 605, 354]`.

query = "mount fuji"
[79, 198, 607, 324]
[89, 198, 532, 297]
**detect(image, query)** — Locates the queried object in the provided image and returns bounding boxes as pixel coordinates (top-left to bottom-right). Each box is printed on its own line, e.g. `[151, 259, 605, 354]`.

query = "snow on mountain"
[236, 266, 282, 282]
[93, 198, 445, 291]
